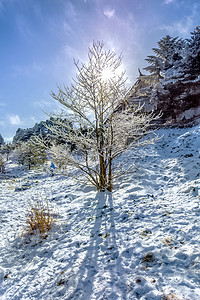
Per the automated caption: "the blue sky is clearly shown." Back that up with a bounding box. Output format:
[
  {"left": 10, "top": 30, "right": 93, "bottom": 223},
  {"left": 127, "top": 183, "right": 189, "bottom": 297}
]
[{"left": 0, "top": 0, "right": 199, "bottom": 141}]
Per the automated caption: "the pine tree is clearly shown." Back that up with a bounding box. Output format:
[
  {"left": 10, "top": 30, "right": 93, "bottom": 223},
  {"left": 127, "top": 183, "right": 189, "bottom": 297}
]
[
  {"left": 144, "top": 35, "right": 184, "bottom": 75},
  {"left": 0, "top": 134, "right": 4, "bottom": 145},
  {"left": 187, "top": 26, "right": 200, "bottom": 76}
]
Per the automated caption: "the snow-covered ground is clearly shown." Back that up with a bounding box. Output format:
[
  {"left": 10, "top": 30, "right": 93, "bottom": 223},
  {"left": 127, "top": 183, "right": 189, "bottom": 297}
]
[{"left": 0, "top": 125, "right": 200, "bottom": 300}]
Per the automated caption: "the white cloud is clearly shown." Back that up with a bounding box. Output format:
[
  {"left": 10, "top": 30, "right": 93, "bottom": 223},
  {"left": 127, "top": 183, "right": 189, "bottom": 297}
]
[
  {"left": 8, "top": 114, "right": 21, "bottom": 125},
  {"left": 104, "top": 9, "right": 115, "bottom": 19}
]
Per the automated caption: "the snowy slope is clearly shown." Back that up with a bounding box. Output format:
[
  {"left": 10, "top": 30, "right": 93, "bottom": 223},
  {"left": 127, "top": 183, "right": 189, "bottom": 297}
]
[{"left": 0, "top": 125, "right": 200, "bottom": 300}]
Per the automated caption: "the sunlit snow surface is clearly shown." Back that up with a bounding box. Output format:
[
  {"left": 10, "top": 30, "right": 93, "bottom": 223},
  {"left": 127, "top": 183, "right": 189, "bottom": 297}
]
[{"left": 0, "top": 125, "right": 200, "bottom": 299}]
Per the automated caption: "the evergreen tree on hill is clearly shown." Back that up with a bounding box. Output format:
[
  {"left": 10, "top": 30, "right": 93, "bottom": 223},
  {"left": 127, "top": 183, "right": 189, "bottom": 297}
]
[
  {"left": 130, "top": 26, "right": 200, "bottom": 126},
  {"left": 144, "top": 35, "right": 185, "bottom": 76},
  {"left": 0, "top": 134, "right": 4, "bottom": 145},
  {"left": 187, "top": 26, "right": 200, "bottom": 76}
]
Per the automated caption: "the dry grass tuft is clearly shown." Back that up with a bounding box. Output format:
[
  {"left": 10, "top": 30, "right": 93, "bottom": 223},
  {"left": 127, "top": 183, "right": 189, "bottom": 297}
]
[
  {"left": 162, "top": 292, "right": 181, "bottom": 300},
  {"left": 24, "top": 197, "right": 57, "bottom": 237},
  {"left": 142, "top": 252, "right": 154, "bottom": 263}
]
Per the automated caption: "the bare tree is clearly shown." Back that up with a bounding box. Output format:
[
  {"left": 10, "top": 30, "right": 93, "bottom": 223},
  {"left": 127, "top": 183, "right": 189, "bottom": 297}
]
[{"left": 48, "top": 41, "right": 157, "bottom": 191}]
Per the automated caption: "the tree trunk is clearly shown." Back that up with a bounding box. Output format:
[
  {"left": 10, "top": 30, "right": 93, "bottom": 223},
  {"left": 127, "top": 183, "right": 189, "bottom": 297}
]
[
  {"left": 99, "top": 154, "right": 106, "bottom": 191},
  {"left": 107, "top": 150, "right": 112, "bottom": 192},
  {"left": 99, "top": 124, "right": 106, "bottom": 191}
]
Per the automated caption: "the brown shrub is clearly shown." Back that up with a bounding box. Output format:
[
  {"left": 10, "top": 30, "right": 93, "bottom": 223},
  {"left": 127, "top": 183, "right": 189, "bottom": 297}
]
[{"left": 24, "top": 198, "right": 56, "bottom": 237}]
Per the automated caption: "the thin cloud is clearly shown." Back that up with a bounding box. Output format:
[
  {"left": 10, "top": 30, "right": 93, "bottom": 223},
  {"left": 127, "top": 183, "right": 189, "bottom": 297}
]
[
  {"left": 63, "top": 21, "right": 73, "bottom": 35},
  {"left": 11, "top": 62, "right": 44, "bottom": 77},
  {"left": 0, "top": 120, "right": 5, "bottom": 126},
  {"left": 161, "top": 16, "right": 193, "bottom": 35},
  {"left": 164, "top": 0, "right": 176, "bottom": 4},
  {"left": 64, "top": 44, "right": 80, "bottom": 60},
  {"left": 33, "top": 99, "right": 54, "bottom": 109},
  {"left": 0, "top": 0, "right": 3, "bottom": 13},
  {"left": 104, "top": 9, "right": 115, "bottom": 19},
  {"left": 15, "top": 15, "right": 34, "bottom": 41},
  {"left": 8, "top": 114, "right": 21, "bottom": 125},
  {"left": 0, "top": 0, "right": 7, "bottom": 15},
  {"left": 162, "top": 1, "right": 199, "bottom": 35},
  {"left": 64, "top": 1, "right": 77, "bottom": 20}
]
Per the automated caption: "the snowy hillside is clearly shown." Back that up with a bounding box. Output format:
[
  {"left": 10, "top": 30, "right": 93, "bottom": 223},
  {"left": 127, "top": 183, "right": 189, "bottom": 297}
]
[{"left": 0, "top": 125, "right": 200, "bottom": 299}]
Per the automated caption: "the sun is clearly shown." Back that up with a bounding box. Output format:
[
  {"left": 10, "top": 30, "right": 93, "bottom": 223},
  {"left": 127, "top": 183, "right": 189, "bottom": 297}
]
[{"left": 101, "top": 67, "right": 114, "bottom": 81}]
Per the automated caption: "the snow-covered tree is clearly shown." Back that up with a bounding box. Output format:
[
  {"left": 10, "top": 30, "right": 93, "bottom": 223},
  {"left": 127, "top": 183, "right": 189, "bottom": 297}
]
[
  {"left": 14, "top": 139, "right": 47, "bottom": 169},
  {"left": 0, "top": 134, "right": 4, "bottom": 145},
  {"left": 144, "top": 35, "right": 184, "bottom": 75},
  {"left": 0, "top": 154, "right": 5, "bottom": 173},
  {"left": 46, "top": 41, "right": 157, "bottom": 191},
  {"left": 133, "top": 26, "right": 200, "bottom": 126},
  {"left": 49, "top": 144, "right": 69, "bottom": 170},
  {"left": 187, "top": 26, "right": 200, "bottom": 76},
  {"left": 0, "top": 143, "right": 13, "bottom": 161}
]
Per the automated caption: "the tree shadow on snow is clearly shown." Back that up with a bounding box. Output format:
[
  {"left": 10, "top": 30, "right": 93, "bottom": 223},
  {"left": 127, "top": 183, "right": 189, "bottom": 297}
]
[{"left": 64, "top": 191, "right": 127, "bottom": 300}]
